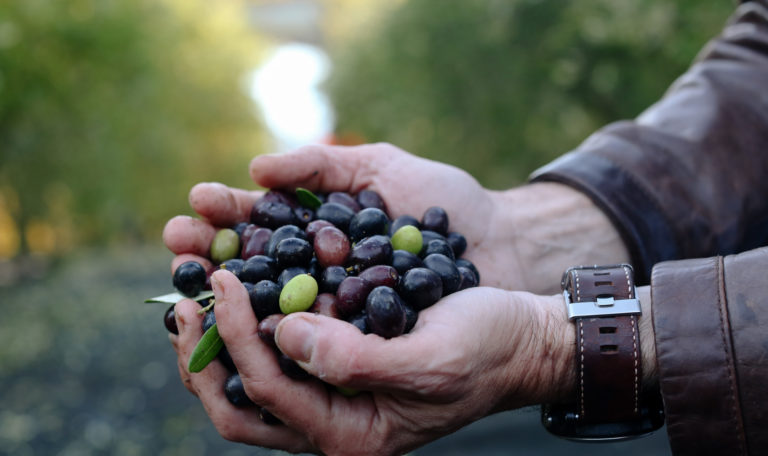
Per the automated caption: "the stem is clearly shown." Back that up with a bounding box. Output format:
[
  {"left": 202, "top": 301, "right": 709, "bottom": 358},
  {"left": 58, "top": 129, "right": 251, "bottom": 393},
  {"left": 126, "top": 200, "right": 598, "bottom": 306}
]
[{"left": 197, "top": 299, "right": 215, "bottom": 315}]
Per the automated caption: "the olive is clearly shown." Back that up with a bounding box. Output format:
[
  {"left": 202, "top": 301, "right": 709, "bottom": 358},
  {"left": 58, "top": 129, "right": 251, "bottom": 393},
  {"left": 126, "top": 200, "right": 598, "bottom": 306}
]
[
  {"left": 327, "top": 192, "right": 361, "bottom": 212},
  {"left": 356, "top": 189, "right": 387, "bottom": 212},
  {"left": 277, "top": 352, "right": 311, "bottom": 380},
  {"left": 163, "top": 305, "right": 178, "bottom": 334},
  {"left": 455, "top": 258, "right": 480, "bottom": 284},
  {"left": 391, "top": 249, "right": 425, "bottom": 276},
  {"left": 219, "top": 258, "right": 245, "bottom": 280},
  {"left": 423, "top": 253, "right": 461, "bottom": 296},
  {"left": 391, "top": 225, "right": 423, "bottom": 255},
  {"left": 422, "top": 239, "right": 455, "bottom": 260},
  {"left": 365, "top": 286, "right": 406, "bottom": 339},
  {"left": 257, "top": 314, "right": 285, "bottom": 350},
  {"left": 348, "top": 207, "right": 390, "bottom": 243},
  {"left": 457, "top": 266, "right": 479, "bottom": 290},
  {"left": 399, "top": 267, "right": 443, "bottom": 310},
  {"left": 446, "top": 231, "right": 467, "bottom": 258},
  {"left": 250, "top": 200, "right": 298, "bottom": 229},
  {"left": 224, "top": 373, "right": 255, "bottom": 407},
  {"left": 348, "top": 235, "right": 393, "bottom": 272},
  {"left": 210, "top": 228, "right": 241, "bottom": 264},
  {"left": 248, "top": 280, "right": 281, "bottom": 320},
  {"left": 421, "top": 206, "right": 449, "bottom": 235},
  {"left": 265, "top": 224, "right": 306, "bottom": 258},
  {"left": 315, "top": 202, "right": 355, "bottom": 232},
  {"left": 388, "top": 214, "right": 419, "bottom": 237},
  {"left": 279, "top": 274, "right": 318, "bottom": 314},
  {"left": 173, "top": 261, "right": 206, "bottom": 297},
  {"left": 240, "top": 255, "right": 278, "bottom": 283}
]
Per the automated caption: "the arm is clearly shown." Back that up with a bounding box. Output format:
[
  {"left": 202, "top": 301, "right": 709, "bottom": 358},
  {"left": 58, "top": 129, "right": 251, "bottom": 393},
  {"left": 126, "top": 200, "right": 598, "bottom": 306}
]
[{"left": 532, "top": 0, "right": 768, "bottom": 284}]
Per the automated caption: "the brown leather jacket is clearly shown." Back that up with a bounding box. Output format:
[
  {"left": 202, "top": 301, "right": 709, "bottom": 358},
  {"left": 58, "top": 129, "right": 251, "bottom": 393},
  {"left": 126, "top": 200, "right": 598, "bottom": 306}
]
[{"left": 532, "top": 1, "right": 768, "bottom": 454}]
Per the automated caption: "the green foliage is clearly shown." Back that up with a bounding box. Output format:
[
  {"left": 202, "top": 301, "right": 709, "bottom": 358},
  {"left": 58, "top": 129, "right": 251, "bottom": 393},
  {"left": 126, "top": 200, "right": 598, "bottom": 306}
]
[
  {"left": 327, "top": 0, "right": 735, "bottom": 188},
  {"left": 0, "top": 0, "right": 266, "bottom": 253}
]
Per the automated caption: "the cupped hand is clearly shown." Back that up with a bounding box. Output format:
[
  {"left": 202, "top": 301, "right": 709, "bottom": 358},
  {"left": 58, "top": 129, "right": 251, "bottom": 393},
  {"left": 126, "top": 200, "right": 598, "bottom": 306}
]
[
  {"left": 164, "top": 143, "right": 522, "bottom": 288},
  {"left": 170, "top": 269, "right": 574, "bottom": 456}
]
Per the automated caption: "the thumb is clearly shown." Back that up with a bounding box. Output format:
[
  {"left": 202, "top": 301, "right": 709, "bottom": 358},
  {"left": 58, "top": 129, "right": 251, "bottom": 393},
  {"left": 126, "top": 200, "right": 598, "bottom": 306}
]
[{"left": 275, "top": 313, "right": 430, "bottom": 393}]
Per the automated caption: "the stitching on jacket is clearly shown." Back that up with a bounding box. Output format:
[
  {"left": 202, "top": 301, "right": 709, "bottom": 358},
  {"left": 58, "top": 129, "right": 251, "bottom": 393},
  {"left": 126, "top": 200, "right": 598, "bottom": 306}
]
[{"left": 715, "top": 256, "right": 746, "bottom": 455}]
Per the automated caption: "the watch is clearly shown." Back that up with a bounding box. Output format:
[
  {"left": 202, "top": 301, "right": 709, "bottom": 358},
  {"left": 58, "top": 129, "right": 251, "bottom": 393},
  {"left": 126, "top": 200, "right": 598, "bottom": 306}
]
[{"left": 541, "top": 264, "right": 664, "bottom": 441}]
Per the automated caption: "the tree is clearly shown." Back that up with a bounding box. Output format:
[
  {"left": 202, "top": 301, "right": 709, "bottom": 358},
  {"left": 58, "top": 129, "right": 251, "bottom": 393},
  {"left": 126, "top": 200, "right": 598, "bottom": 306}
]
[
  {"left": 0, "top": 0, "right": 268, "bottom": 255},
  {"left": 326, "top": 0, "right": 734, "bottom": 188}
]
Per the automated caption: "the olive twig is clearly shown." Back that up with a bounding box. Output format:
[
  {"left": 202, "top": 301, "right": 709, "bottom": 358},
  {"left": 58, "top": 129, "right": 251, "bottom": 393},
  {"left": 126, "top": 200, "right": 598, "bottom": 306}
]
[{"left": 197, "top": 299, "right": 215, "bottom": 315}]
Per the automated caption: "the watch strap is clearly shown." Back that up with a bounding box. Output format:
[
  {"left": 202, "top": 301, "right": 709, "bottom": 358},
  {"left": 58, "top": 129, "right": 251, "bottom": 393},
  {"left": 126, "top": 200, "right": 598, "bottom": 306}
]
[{"left": 563, "top": 265, "right": 640, "bottom": 423}]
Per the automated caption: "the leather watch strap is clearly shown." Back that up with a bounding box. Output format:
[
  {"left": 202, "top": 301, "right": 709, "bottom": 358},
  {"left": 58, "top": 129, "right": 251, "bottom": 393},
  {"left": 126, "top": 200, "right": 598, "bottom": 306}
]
[{"left": 563, "top": 265, "right": 641, "bottom": 424}]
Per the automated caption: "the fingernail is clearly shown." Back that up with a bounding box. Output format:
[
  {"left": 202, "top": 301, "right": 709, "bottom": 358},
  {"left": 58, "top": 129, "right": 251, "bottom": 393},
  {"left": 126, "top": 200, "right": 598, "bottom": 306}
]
[
  {"left": 276, "top": 316, "right": 315, "bottom": 364},
  {"left": 211, "top": 271, "right": 224, "bottom": 296}
]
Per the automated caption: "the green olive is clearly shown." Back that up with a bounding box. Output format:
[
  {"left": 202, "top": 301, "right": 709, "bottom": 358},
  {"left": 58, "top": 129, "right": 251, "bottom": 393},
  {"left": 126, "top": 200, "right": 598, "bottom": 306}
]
[
  {"left": 391, "top": 225, "right": 423, "bottom": 255},
  {"left": 210, "top": 228, "right": 240, "bottom": 263},
  {"left": 279, "top": 274, "right": 318, "bottom": 314}
]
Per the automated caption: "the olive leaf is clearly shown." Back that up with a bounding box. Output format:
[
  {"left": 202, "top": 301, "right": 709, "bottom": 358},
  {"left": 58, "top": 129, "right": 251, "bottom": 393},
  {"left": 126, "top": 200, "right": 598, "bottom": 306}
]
[
  {"left": 144, "top": 290, "right": 214, "bottom": 304},
  {"left": 188, "top": 323, "right": 224, "bottom": 373},
  {"left": 296, "top": 187, "right": 322, "bottom": 210}
]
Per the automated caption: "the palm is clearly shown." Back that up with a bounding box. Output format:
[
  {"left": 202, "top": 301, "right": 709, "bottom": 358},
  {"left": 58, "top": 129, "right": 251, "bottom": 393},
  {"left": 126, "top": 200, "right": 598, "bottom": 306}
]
[
  {"left": 249, "top": 143, "right": 512, "bottom": 287},
  {"left": 165, "top": 143, "right": 518, "bottom": 288}
]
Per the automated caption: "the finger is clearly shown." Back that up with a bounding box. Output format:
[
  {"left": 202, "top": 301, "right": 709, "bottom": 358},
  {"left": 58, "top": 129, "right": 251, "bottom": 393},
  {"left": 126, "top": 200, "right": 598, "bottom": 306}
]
[
  {"left": 274, "top": 313, "right": 445, "bottom": 395},
  {"left": 188, "top": 182, "right": 263, "bottom": 227},
  {"left": 249, "top": 144, "right": 387, "bottom": 193},
  {"left": 163, "top": 215, "right": 216, "bottom": 256},
  {"left": 169, "top": 333, "right": 196, "bottom": 396},
  {"left": 211, "top": 270, "right": 351, "bottom": 432},
  {"left": 174, "top": 298, "right": 313, "bottom": 452},
  {"left": 171, "top": 254, "right": 213, "bottom": 276}
]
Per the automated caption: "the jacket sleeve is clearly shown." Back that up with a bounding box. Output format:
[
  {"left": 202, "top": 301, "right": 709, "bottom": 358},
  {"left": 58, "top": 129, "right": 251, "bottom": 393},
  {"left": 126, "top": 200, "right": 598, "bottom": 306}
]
[
  {"left": 651, "top": 247, "right": 768, "bottom": 455},
  {"left": 530, "top": 0, "right": 768, "bottom": 285}
]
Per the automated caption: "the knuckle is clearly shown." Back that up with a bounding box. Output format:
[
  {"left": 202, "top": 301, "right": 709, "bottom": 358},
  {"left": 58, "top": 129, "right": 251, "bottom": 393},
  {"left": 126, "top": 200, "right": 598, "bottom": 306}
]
[{"left": 373, "top": 142, "right": 403, "bottom": 155}]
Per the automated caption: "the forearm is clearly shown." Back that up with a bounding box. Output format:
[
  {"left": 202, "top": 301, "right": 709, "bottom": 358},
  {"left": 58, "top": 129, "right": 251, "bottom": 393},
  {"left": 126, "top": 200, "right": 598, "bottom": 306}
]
[
  {"left": 485, "top": 182, "right": 630, "bottom": 294},
  {"left": 531, "top": 1, "right": 768, "bottom": 281}
]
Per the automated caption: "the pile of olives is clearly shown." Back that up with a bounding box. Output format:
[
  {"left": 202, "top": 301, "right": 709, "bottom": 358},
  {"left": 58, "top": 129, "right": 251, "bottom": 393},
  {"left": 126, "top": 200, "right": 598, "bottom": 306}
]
[{"left": 159, "top": 188, "right": 479, "bottom": 422}]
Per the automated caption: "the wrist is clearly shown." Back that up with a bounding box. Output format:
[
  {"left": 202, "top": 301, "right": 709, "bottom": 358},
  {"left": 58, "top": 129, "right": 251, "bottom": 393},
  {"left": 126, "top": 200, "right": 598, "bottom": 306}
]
[
  {"left": 635, "top": 285, "right": 658, "bottom": 390},
  {"left": 540, "top": 266, "right": 664, "bottom": 440},
  {"left": 487, "top": 182, "right": 630, "bottom": 294},
  {"left": 540, "top": 285, "right": 658, "bottom": 404}
]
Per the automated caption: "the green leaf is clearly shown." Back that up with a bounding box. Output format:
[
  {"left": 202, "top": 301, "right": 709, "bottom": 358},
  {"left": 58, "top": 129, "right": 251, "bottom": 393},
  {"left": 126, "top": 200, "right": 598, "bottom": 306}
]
[
  {"left": 296, "top": 187, "right": 323, "bottom": 210},
  {"left": 144, "top": 290, "right": 214, "bottom": 304},
  {"left": 188, "top": 323, "right": 224, "bottom": 373}
]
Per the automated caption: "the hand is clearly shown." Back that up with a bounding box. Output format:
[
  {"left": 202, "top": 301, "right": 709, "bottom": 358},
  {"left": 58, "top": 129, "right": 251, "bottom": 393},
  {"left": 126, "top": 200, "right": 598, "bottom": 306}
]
[
  {"left": 170, "top": 269, "right": 576, "bottom": 456},
  {"left": 164, "top": 143, "right": 629, "bottom": 294}
]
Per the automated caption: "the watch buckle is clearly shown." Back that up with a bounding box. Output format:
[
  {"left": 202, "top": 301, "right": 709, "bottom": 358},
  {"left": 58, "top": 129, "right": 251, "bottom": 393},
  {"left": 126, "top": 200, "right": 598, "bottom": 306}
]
[{"left": 564, "top": 289, "right": 642, "bottom": 320}]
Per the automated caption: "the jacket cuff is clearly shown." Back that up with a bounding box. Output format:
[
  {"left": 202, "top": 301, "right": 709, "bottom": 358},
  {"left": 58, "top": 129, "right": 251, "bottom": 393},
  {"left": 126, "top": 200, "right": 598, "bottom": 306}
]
[
  {"left": 651, "top": 255, "right": 750, "bottom": 455},
  {"left": 531, "top": 152, "right": 678, "bottom": 285}
]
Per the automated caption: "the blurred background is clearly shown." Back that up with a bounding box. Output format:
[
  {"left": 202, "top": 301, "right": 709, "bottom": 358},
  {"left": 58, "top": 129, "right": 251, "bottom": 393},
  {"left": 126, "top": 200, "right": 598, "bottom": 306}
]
[{"left": 0, "top": 0, "right": 734, "bottom": 454}]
